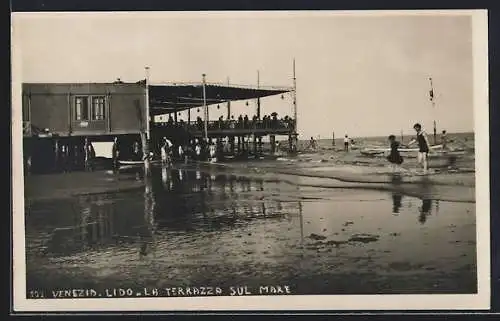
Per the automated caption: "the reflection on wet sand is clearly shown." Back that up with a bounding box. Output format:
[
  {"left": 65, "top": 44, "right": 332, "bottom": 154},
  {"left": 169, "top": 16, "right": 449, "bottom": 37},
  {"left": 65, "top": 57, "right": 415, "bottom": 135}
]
[
  {"left": 44, "top": 194, "right": 115, "bottom": 254},
  {"left": 419, "top": 199, "right": 433, "bottom": 224},
  {"left": 392, "top": 193, "right": 403, "bottom": 214},
  {"left": 41, "top": 166, "right": 444, "bottom": 255},
  {"left": 25, "top": 164, "right": 477, "bottom": 294},
  {"left": 391, "top": 192, "right": 434, "bottom": 225},
  {"left": 140, "top": 175, "right": 156, "bottom": 257},
  {"left": 40, "top": 166, "right": 288, "bottom": 255}
]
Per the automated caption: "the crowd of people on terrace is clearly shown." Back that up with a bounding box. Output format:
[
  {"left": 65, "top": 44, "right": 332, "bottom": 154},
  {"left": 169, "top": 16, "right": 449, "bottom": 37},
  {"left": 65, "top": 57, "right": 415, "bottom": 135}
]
[{"left": 157, "top": 112, "right": 295, "bottom": 132}]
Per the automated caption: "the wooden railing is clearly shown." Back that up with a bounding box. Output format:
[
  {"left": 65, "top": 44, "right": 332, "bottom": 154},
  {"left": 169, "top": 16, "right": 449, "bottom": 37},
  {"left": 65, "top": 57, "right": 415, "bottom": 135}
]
[{"left": 153, "top": 119, "right": 295, "bottom": 136}]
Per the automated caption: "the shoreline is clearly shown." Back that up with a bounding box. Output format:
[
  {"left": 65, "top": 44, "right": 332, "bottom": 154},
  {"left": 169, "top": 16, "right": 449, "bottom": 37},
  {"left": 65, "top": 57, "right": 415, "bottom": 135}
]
[
  {"left": 23, "top": 159, "right": 476, "bottom": 203},
  {"left": 195, "top": 162, "right": 476, "bottom": 203}
]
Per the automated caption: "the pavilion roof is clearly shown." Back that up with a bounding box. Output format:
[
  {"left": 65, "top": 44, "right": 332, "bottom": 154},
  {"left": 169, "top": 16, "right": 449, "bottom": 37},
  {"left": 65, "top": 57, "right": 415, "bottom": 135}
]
[{"left": 144, "top": 81, "right": 293, "bottom": 115}]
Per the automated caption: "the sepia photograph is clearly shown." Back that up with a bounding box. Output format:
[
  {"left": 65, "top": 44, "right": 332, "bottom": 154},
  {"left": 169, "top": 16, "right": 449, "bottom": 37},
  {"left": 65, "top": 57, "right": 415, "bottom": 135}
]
[{"left": 11, "top": 10, "right": 490, "bottom": 311}]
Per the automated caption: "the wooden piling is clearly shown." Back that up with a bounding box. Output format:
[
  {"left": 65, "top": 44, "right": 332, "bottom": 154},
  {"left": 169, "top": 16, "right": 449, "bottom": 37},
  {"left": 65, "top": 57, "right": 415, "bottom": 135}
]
[{"left": 140, "top": 132, "right": 151, "bottom": 176}]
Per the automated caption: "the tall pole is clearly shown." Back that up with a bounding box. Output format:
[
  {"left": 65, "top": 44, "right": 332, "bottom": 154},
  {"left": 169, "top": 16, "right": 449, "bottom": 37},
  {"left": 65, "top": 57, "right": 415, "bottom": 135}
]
[
  {"left": 202, "top": 73, "right": 208, "bottom": 141},
  {"left": 227, "top": 77, "right": 231, "bottom": 119},
  {"left": 143, "top": 66, "right": 151, "bottom": 175},
  {"left": 257, "top": 70, "right": 261, "bottom": 119},
  {"left": 145, "top": 66, "right": 151, "bottom": 139},
  {"left": 429, "top": 77, "right": 437, "bottom": 145},
  {"left": 293, "top": 58, "right": 297, "bottom": 134}
]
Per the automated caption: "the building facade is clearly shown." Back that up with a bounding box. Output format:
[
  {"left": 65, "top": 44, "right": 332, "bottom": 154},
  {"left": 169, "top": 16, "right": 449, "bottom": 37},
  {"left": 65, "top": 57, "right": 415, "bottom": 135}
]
[{"left": 22, "top": 82, "right": 147, "bottom": 138}]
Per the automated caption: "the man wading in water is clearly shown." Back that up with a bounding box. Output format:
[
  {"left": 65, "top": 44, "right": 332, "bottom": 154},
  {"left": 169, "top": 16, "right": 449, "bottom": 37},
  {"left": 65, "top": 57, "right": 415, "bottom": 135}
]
[
  {"left": 161, "top": 137, "right": 173, "bottom": 167},
  {"left": 408, "top": 123, "right": 430, "bottom": 174},
  {"left": 441, "top": 130, "right": 448, "bottom": 151},
  {"left": 84, "top": 137, "right": 95, "bottom": 172},
  {"left": 344, "top": 134, "right": 350, "bottom": 152},
  {"left": 112, "top": 137, "right": 120, "bottom": 172}
]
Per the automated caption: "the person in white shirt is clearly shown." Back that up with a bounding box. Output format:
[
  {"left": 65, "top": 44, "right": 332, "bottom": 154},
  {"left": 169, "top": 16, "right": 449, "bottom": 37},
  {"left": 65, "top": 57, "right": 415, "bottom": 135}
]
[
  {"left": 195, "top": 143, "right": 201, "bottom": 160},
  {"left": 343, "top": 135, "right": 349, "bottom": 152},
  {"left": 209, "top": 143, "right": 217, "bottom": 162},
  {"left": 161, "top": 137, "right": 173, "bottom": 166},
  {"left": 178, "top": 145, "right": 184, "bottom": 160}
]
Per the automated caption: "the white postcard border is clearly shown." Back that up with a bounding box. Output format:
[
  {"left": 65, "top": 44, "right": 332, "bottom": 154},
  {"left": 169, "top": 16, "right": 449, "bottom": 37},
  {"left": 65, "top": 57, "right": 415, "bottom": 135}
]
[{"left": 11, "top": 9, "right": 490, "bottom": 312}]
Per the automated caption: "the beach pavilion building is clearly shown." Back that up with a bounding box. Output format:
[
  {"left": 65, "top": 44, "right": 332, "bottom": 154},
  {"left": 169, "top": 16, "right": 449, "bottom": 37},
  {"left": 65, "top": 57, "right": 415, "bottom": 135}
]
[{"left": 21, "top": 73, "right": 298, "bottom": 173}]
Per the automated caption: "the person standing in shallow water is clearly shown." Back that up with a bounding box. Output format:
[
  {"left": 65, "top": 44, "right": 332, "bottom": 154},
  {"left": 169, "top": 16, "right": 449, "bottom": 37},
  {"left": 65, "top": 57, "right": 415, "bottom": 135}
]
[
  {"left": 112, "top": 137, "right": 120, "bottom": 171},
  {"left": 387, "top": 135, "right": 403, "bottom": 172},
  {"left": 83, "top": 137, "right": 95, "bottom": 172},
  {"left": 54, "top": 139, "right": 60, "bottom": 172},
  {"left": 132, "top": 141, "right": 141, "bottom": 161},
  {"left": 308, "top": 136, "right": 317, "bottom": 150},
  {"left": 343, "top": 135, "right": 349, "bottom": 152},
  {"left": 160, "top": 137, "right": 173, "bottom": 167},
  {"left": 441, "top": 130, "right": 448, "bottom": 151},
  {"left": 408, "top": 123, "right": 430, "bottom": 174}
]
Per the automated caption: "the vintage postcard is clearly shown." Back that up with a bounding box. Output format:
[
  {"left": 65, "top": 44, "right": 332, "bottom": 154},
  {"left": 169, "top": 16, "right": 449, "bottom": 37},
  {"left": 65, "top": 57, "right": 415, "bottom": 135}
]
[{"left": 11, "top": 10, "right": 490, "bottom": 312}]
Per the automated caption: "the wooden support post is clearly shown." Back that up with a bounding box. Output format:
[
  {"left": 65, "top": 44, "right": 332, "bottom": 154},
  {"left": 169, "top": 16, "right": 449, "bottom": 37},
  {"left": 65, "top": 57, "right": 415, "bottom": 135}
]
[
  {"left": 253, "top": 134, "right": 257, "bottom": 155},
  {"left": 67, "top": 92, "right": 72, "bottom": 135},
  {"left": 106, "top": 92, "right": 111, "bottom": 133},
  {"left": 141, "top": 131, "right": 150, "bottom": 175},
  {"left": 270, "top": 135, "right": 276, "bottom": 154}
]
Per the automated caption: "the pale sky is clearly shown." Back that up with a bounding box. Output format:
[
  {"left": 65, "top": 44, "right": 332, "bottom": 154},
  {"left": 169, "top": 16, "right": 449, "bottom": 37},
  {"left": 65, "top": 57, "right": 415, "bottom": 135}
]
[{"left": 12, "top": 11, "right": 477, "bottom": 138}]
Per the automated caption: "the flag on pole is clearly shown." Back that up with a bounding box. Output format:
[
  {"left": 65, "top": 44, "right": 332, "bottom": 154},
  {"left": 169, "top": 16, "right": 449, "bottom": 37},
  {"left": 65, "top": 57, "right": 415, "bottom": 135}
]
[{"left": 428, "top": 77, "right": 434, "bottom": 102}]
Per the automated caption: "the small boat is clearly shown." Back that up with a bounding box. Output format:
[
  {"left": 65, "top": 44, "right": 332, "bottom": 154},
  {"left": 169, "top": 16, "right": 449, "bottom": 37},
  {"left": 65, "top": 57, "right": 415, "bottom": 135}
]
[
  {"left": 119, "top": 159, "right": 163, "bottom": 167},
  {"left": 427, "top": 150, "right": 467, "bottom": 157},
  {"left": 361, "top": 144, "right": 443, "bottom": 155},
  {"left": 360, "top": 150, "right": 385, "bottom": 157}
]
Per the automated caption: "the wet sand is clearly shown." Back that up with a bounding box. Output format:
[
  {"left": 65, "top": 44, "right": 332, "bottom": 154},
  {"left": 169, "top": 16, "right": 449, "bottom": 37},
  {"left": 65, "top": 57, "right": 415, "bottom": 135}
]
[
  {"left": 23, "top": 162, "right": 477, "bottom": 296},
  {"left": 25, "top": 170, "right": 145, "bottom": 202}
]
